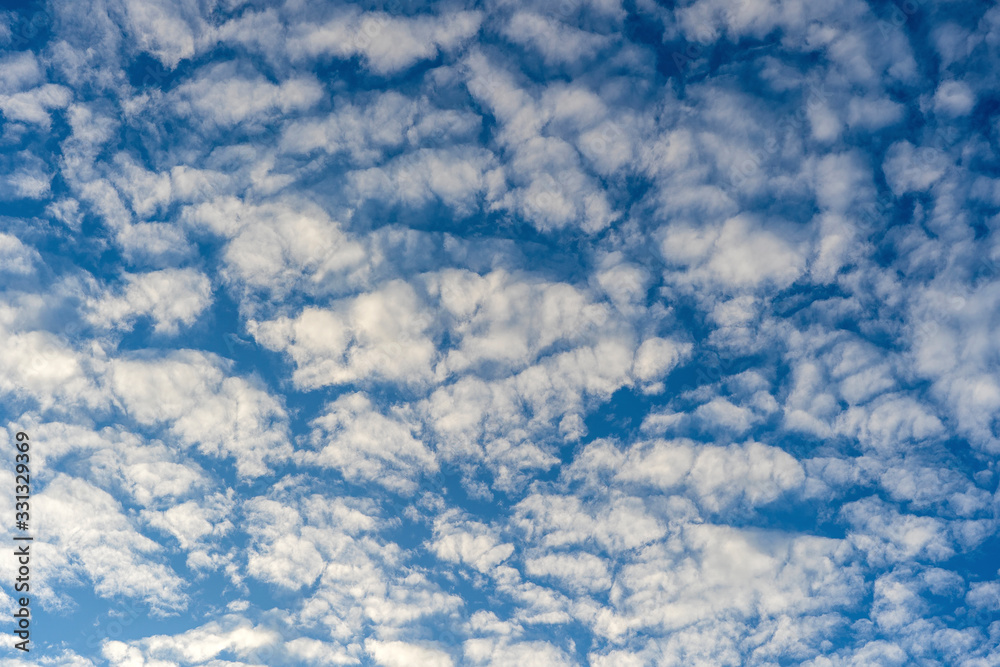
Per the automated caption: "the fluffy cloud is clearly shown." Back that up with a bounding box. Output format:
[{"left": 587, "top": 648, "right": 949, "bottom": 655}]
[
  {"left": 249, "top": 280, "right": 438, "bottom": 388},
  {"left": 0, "top": 52, "right": 71, "bottom": 128},
  {"left": 430, "top": 511, "right": 514, "bottom": 573},
  {"left": 366, "top": 639, "right": 454, "bottom": 667},
  {"left": 291, "top": 9, "right": 482, "bottom": 74},
  {"left": 604, "top": 524, "right": 861, "bottom": 638},
  {"left": 0, "top": 232, "right": 39, "bottom": 274},
  {"left": 462, "top": 51, "right": 619, "bottom": 233},
  {"left": 659, "top": 214, "right": 807, "bottom": 292},
  {"left": 464, "top": 638, "right": 574, "bottom": 667},
  {"left": 523, "top": 551, "right": 612, "bottom": 593},
  {"left": 0, "top": 328, "right": 107, "bottom": 413},
  {"left": 87, "top": 268, "right": 212, "bottom": 333},
  {"left": 513, "top": 492, "right": 666, "bottom": 553},
  {"left": 502, "top": 12, "right": 612, "bottom": 68},
  {"left": 304, "top": 392, "right": 438, "bottom": 493},
  {"left": 102, "top": 615, "right": 280, "bottom": 665},
  {"left": 616, "top": 439, "right": 806, "bottom": 511},
  {"left": 183, "top": 197, "right": 368, "bottom": 296},
  {"left": 170, "top": 62, "right": 324, "bottom": 129},
  {"left": 109, "top": 350, "right": 291, "bottom": 477},
  {"left": 34, "top": 474, "right": 188, "bottom": 612}
]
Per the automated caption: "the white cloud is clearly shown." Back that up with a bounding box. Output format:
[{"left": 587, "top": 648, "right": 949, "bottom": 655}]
[
  {"left": 279, "top": 90, "right": 481, "bottom": 164},
  {"left": 592, "top": 254, "right": 649, "bottom": 313},
  {"left": 109, "top": 350, "right": 291, "bottom": 477},
  {"left": 524, "top": 551, "right": 611, "bottom": 592},
  {"left": 119, "top": 0, "right": 203, "bottom": 68},
  {"left": 632, "top": 337, "right": 692, "bottom": 393},
  {"left": 835, "top": 394, "right": 945, "bottom": 454},
  {"left": 882, "top": 140, "right": 950, "bottom": 195},
  {"left": 801, "top": 640, "right": 909, "bottom": 666},
  {"left": 3, "top": 151, "right": 52, "bottom": 199},
  {"left": 35, "top": 474, "right": 187, "bottom": 612},
  {"left": 284, "top": 637, "right": 360, "bottom": 665},
  {"left": 966, "top": 581, "right": 1000, "bottom": 611},
  {"left": 102, "top": 615, "right": 280, "bottom": 665},
  {"left": 366, "top": 639, "right": 453, "bottom": 667},
  {"left": 503, "top": 12, "right": 611, "bottom": 67},
  {"left": 466, "top": 610, "right": 521, "bottom": 637},
  {"left": 143, "top": 493, "right": 234, "bottom": 550},
  {"left": 933, "top": 80, "right": 975, "bottom": 117},
  {"left": 183, "top": 197, "right": 368, "bottom": 296},
  {"left": 87, "top": 268, "right": 212, "bottom": 334},
  {"left": 242, "top": 488, "right": 461, "bottom": 640},
  {"left": 614, "top": 439, "right": 805, "bottom": 510},
  {"left": 422, "top": 338, "right": 635, "bottom": 485},
  {"left": 0, "top": 327, "right": 107, "bottom": 413},
  {"left": 171, "top": 62, "right": 324, "bottom": 129},
  {"left": 847, "top": 95, "right": 905, "bottom": 130},
  {"left": 842, "top": 497, "right": 956, "bottom": 565},
  {"left": 304, "top": 392, "right": 437, "bottom": 493},
  {"left": 427, "top": 268, "right": 621, "bottom": 378},
  {"left": 291, "top": 10, "right": 482, "bottom": 74},
  {"left": 6, "top": 421, "right": 212, "bottom": 517},
  {"left": 106, "top": 153, "right": 226, "bottom": 220},
  {"left": 430, "top": 512, "right": 514, "bottom": 573},
  {"left": 0, "top": 83, "right": 71, "bottom": 128},
  {"left": 781, "top": 333, "right": 903, "bottom": 439},
  {"left": 514, "top": 492, "right": 666, "bottom": 553},
  {"left": 0, "top": 232, "right": 39, "bottom": 274},
  {"left": 245, "top": 497, "right": 327, "bottom": 590},
  {"left": 249, "top": 280, "right": 437, "bottom": 389},
  {"left": 463, "top": 52, "right": 618, "bottom": 233},
  {"left": 693, "top": 397, "right": 758, "bottom": 434},
  {"left": 812, "top": 151, "right": 875, "bottom": 214},
  {"left": 660, "top": 215, "right": 807, "bottom": 292},
  {"left": 96, "top": 445, "right": 208, "bottom": 509},
  {"left": 605, "top": 524, "right": 860, "bottom": 638},
  {"left": 0, "top": 51, "right": 43, "bottom": 92},
  {"left": 878, "top": 464, "right": 989, "bottom": 515},
  {"left": 347, "top": 146, "right": 493, "bottom": 215},
  {"left": 463, "top": 638, "right": 574, "bottom": 667},
  {"left": 116, "top": 221, "right": 195, "bottom": 266}
]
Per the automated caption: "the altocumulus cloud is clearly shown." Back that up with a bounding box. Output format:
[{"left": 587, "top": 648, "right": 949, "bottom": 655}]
[{"left": 0, "top": 0, "right": 999, "bottom": 664}]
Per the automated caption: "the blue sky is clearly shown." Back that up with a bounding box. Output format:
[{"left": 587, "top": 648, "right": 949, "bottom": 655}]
[{"left": 1, "top": 0, "right": 999, "bottom": 664}]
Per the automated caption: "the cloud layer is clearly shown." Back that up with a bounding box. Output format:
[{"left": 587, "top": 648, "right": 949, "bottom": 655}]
[{"left": 1, "top": 0, "right": 999, "bottom": 664}]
